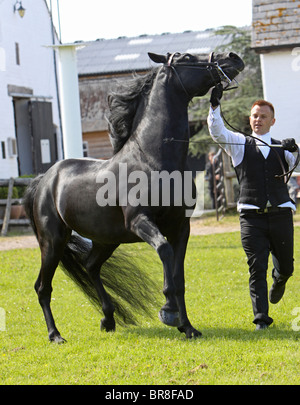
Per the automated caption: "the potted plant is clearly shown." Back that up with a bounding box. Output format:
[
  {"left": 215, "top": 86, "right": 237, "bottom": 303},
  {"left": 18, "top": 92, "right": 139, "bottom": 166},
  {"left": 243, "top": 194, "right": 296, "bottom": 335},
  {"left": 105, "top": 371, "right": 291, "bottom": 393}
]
[{"left": 0, "top": 186, "right": 21, "bottom": 220}]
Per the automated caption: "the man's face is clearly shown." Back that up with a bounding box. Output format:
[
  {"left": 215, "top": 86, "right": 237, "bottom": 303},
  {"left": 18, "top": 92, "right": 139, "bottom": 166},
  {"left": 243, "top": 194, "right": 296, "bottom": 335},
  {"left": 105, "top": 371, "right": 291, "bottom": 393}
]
[{"left": 249, "top": 105, "right": 276, "bottom": 135}]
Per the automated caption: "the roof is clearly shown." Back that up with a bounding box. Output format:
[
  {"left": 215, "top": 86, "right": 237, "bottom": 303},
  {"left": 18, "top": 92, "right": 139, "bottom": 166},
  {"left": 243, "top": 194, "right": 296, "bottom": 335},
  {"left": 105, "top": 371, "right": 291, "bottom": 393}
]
[
  {"left": 76, "top": 29, "right": 232, "bottom": 76},
  {"left": 252, "top": 0, "right": 300, "bottom": 50}
]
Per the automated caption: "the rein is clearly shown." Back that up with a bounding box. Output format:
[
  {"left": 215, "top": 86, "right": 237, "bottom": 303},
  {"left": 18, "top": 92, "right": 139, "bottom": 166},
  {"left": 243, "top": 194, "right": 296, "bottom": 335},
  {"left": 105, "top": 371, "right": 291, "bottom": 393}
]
[
  {"left": 164, "top": 52, "right": 300, "bottom": 183},
  {"left": 218, "top": 105, "right": 300, "bottom": 183}
]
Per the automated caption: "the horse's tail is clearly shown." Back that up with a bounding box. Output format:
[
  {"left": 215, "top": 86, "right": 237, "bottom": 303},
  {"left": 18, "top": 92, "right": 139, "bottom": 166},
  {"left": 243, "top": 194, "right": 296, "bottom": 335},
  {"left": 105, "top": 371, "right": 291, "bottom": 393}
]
[
  {"left": 60, "top": 234, "right": 160, "bottom": 326},
  {"left": 22, "top": 174, "right": 44, "bottom": 237}
]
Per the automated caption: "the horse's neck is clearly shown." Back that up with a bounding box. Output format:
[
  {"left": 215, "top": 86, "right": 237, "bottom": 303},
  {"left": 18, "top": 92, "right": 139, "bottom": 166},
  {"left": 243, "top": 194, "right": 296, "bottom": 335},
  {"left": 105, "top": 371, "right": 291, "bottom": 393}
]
[{"left": 133, "top": 71, "right": 190, "bottom": 168}]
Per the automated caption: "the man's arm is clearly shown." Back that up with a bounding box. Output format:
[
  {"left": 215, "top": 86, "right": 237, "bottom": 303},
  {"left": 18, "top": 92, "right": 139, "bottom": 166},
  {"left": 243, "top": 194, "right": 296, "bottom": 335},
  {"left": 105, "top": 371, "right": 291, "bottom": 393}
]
[{"left": 207, "top": 105, "right": 246, "bottom": 167}]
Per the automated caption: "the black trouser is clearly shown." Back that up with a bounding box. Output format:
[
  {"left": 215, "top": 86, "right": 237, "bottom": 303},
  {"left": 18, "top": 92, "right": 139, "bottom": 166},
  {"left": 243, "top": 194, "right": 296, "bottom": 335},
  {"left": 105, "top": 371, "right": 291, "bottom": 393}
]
[{"left": 239, "top": 208, "right": 294, "bottom": 325}]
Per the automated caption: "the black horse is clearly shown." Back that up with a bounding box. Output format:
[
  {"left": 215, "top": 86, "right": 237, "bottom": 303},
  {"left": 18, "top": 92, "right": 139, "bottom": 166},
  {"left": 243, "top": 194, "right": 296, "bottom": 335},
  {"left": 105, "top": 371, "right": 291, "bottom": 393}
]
[{"left": 24, "top": 51, "right": 244, "bottom": 343}]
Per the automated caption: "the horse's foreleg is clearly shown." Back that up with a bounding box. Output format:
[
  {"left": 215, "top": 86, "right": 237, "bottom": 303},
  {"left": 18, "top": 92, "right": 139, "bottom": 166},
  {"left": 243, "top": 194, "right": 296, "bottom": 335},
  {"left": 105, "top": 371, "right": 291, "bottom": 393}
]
[
  {"left": 129, "top": 214, "right": 179, "bottom": 327},
  {"left": 169, "top": 220, "right": 202, "bottom": 338},
  {"left": 85, "top": 243, "right": 119, "bottom": 332}
]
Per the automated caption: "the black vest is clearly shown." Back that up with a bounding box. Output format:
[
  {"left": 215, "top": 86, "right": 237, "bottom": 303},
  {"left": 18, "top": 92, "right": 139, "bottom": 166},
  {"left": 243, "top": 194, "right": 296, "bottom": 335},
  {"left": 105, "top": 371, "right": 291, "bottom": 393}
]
[{"left": 234, "top": 137, "right": 291, "bottom": 208}]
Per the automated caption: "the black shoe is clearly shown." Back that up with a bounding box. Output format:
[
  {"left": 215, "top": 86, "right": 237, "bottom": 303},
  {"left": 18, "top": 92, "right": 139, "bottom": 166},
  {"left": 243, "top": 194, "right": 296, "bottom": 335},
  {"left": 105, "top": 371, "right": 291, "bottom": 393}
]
[
  {"left": 269, "top": 281, "right": 286, "bottom": 304},
  {"left": 269, "top": 269, "right": 291, "bottom": 304},
  {"left": 255, "top": 322, "right": 269, "bottom": 331}
]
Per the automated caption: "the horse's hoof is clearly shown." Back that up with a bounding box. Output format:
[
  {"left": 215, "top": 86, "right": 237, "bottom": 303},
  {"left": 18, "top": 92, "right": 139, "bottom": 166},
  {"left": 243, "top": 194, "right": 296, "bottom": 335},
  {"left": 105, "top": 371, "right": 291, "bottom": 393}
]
[
  {"left": 158, "top": 309, "right": 180, "bottom": 327},
  {"left": 49, "top": 335, "right": 66, "bottom": 344},
  {"left": 100, "top": 318, "right": 116, "bottom": 332},
  {"left": 178, "top": 325, "right": 202, "bottom": 339}
]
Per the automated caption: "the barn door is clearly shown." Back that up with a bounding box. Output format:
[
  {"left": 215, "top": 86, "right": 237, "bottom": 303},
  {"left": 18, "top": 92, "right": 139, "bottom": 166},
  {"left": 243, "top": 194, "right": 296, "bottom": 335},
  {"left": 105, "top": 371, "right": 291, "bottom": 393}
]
[
  {"left": 13, "top": 98, "right": 34, "bottom": 176},
  {"left": 29, "top": 101, "right": 58, "bottom": 173}
]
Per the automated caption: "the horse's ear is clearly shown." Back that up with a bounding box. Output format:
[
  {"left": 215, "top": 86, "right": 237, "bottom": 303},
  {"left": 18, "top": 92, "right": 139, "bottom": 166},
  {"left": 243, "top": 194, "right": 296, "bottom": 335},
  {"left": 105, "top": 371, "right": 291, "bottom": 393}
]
[{"left": 148, "top": 52, "right": 167, "bottom": 64}]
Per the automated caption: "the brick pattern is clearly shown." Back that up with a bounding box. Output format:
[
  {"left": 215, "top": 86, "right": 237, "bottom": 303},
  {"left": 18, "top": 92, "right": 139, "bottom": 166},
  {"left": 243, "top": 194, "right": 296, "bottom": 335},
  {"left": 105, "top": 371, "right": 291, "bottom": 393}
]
[{"left": 252, "top": 0, "right": 300, "bottom": 49}]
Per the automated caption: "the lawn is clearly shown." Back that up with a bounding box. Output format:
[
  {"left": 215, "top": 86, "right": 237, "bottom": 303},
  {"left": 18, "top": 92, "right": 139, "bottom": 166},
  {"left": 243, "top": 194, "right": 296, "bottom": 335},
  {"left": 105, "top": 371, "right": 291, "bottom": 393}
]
[{"left": 0, "top": 226, "right": 300, "bottom": 385}]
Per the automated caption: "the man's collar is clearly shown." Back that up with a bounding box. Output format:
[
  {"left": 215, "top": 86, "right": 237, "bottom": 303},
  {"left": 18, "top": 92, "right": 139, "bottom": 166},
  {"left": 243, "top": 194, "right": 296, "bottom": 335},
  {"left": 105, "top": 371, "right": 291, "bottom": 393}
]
[
  {"left": 252, "top": 132, "right": 271, "bottom": 143},
  {"left": 252, "top": 131, "right": 271, "bottom": 138}
]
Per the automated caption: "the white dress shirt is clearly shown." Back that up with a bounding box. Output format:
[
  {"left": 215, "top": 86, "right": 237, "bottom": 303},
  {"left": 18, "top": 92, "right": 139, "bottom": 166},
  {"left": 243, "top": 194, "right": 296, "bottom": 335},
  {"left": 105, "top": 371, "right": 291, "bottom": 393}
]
[{"left": 207, "top": 106, "right": 299, "bottom": 211}]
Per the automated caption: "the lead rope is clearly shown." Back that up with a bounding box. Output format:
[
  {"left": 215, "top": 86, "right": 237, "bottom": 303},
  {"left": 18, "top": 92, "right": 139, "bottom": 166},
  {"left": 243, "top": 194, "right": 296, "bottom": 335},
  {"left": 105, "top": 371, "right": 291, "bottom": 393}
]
[{"left": 218, "top": 103, "right": 296, "bottom": 183}]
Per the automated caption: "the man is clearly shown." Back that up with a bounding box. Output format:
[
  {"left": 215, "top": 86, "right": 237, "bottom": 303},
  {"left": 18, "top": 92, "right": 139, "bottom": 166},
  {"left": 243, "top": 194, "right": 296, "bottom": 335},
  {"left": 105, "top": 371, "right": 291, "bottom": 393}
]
[{"left": 207, "top": 86, "right": 299, "bottom": 330}]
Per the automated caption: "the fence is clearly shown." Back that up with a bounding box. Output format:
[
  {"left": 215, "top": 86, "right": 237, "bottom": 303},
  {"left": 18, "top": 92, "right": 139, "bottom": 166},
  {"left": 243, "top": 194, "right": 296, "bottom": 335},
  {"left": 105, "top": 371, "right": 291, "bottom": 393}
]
[
  {"left": 0, "top": 177, "right": 32, "bottom": 236},
  {"left": 212, "top": 150, "right": 236, "bottom": 220}
]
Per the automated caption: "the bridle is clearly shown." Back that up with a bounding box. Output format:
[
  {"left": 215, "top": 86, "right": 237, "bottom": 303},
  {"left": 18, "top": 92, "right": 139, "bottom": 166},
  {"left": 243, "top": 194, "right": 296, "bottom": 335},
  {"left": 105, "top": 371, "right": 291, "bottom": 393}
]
[
  {"left": 165, "top": 52, "right": 300, "bottom": 183},
  {"left": 165, "top": 51, "right": 239, "bottom": 99}
]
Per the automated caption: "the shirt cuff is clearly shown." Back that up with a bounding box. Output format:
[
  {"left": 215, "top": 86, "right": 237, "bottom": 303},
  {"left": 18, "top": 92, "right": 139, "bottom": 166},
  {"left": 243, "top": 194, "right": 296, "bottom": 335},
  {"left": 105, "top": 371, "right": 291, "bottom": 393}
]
[{"left": 209, "top": 105, "right": 221, "bottom": 114}]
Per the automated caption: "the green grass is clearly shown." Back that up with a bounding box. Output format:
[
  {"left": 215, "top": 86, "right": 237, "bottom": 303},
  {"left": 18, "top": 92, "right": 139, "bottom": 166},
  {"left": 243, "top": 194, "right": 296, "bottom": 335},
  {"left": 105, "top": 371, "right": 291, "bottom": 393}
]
[{"left": 0, "top": 229, "right": 300, "bottom": 385}]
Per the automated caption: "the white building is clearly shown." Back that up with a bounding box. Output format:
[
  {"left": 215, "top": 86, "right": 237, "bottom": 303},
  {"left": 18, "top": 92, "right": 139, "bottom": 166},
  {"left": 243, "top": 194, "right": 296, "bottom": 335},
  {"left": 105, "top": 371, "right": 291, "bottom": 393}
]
[
  {"left": 252, "top": 0, "right": 300, "bottom": 143},
  {"left": 0, "top": 0, "right": 63, "bottom": 178}
]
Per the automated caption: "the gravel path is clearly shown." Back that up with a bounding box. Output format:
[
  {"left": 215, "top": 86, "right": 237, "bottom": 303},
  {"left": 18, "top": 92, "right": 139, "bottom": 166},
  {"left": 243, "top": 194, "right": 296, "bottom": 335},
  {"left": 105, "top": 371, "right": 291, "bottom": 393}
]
[
  {"left": 0, "top": 217, "right": 241, "bottom": 251},
  {"left": 0, "top": 234, "right": 38, "bottom": 251},
  {"left": 3, "top": 215, "right": 299, "bottom": 250}
]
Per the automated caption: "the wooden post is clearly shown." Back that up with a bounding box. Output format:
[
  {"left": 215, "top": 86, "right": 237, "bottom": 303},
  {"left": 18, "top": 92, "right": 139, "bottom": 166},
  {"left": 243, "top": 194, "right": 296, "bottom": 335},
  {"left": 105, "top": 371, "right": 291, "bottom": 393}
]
[
  {"left": 222, "top": 152, "right": 236, "bottom": 208},
  {"left": 1, "top": 177, "right": 14, "bottom": 237}
]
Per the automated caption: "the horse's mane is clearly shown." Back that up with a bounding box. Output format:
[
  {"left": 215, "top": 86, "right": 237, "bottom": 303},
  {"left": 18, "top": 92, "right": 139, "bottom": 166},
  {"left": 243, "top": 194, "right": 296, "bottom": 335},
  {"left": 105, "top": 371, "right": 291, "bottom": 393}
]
[{"left": 107, "top": 68, "right": 158, "bottom": 154}]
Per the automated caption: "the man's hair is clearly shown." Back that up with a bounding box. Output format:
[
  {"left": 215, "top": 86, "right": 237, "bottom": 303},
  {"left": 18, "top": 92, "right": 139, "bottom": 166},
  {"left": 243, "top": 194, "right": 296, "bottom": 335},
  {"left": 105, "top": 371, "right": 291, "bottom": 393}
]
[{"left": 251, "top": 100, "right": 275, "bottom": 117}]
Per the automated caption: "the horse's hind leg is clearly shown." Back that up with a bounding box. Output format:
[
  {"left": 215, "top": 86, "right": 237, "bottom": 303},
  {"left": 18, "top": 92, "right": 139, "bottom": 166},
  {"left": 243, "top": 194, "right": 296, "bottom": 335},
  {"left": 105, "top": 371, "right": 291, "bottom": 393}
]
[
  {"left": 35, "top": 229, "right": 70, "bottom": 343},
  {"left": 85, "top": 243, "right": 119, "bottom": 332}
]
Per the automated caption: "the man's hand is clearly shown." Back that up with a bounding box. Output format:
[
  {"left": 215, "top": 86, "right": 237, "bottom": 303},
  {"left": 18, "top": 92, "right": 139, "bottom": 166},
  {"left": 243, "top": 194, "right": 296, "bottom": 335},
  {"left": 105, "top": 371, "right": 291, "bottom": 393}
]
[
  {"left": 210, "top": 84, "right": 223, "bottom": 107},
  {"left": 281, "top": 138, "right": 298, "bottom": 153}
]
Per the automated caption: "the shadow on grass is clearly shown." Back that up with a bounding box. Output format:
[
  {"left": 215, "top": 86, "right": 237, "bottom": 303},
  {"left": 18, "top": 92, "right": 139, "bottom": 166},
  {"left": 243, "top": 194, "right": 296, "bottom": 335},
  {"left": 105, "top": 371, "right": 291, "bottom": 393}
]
[{"left": 120, "top": 324, "right": 300, "bottom": 342}]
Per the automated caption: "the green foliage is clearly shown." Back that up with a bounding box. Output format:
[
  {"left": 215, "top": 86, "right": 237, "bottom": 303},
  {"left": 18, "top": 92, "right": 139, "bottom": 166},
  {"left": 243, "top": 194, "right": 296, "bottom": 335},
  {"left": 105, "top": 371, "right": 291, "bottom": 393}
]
[
  {"left": 188, "top": 26, "right": 264, "bottom": 157},
  {"left": 0, "top": 187, "right": 18, "bottom": 199},
  {"left": 0, "top": 175, "right": 35, "bottom": 199},
  {"left": 1, "top": 224, "right": 300, "bottom": 385}
]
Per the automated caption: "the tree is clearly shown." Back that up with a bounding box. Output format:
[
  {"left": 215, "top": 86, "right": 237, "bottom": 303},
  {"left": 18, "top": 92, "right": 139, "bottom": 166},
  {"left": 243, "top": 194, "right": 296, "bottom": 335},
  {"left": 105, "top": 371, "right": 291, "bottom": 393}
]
[{"left": 188, "top": 26, "right": 263, "bottom": 157}]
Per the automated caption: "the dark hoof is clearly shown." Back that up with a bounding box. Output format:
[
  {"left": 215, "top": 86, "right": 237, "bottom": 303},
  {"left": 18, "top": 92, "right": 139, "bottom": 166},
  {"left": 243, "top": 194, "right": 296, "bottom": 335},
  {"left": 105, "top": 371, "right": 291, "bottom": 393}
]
[
  {"left": 158, "top": 309, "right": 180, "bottom": 327},
  {"left": 178, "top": 325, "right": 202, "bottom": 339},
  {"left": 100, "top": 317, "right": 116, "bottom": 332},
  {"left": 49, "top": 334, "right": 66, "bottom": 344}
]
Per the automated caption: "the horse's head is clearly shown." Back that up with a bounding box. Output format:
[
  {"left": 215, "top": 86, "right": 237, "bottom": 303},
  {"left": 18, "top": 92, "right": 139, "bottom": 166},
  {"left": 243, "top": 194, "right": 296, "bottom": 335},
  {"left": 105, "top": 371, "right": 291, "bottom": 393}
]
[{"left": 148, "top": 51, "right": 244, "bottom": 99}]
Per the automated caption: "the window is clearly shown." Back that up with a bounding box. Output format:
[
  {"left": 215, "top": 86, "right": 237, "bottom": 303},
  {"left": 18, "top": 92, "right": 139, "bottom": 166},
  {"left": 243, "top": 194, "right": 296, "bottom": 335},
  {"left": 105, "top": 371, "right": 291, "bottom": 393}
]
[
  {"left": 7, "top": 138, "right": 17, "bottom": 157},
  {"left": 128, "top": 38, "right": 153, "bottom": 46},
  {"left": 15, "top": 42, "right": 20, "bottom": 65},
  {"left": 114, "top": 53, "right": 140, "bottom": 61},
  {"left": 83, "top": 141, "right": 89, "bottom": 157},
  {"left": 1, "top": 141, "right": 6, "bottom": 159}
]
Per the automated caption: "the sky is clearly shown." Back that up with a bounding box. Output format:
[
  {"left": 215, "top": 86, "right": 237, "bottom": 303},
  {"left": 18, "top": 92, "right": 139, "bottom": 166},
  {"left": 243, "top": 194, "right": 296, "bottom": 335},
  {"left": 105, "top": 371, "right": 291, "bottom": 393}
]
[{"left": 46, "top": 0, "right": 253, "bottom": 43}]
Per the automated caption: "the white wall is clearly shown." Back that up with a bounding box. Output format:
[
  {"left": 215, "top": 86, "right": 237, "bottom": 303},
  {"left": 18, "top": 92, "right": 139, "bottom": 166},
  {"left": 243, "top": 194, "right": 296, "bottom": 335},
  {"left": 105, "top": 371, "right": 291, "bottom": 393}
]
[
  {"left": 260, "top": 49, "right": 300, "bottom": 144},
  {"left": 0, "top": 0, "right": 62, "bottom": 178}
]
